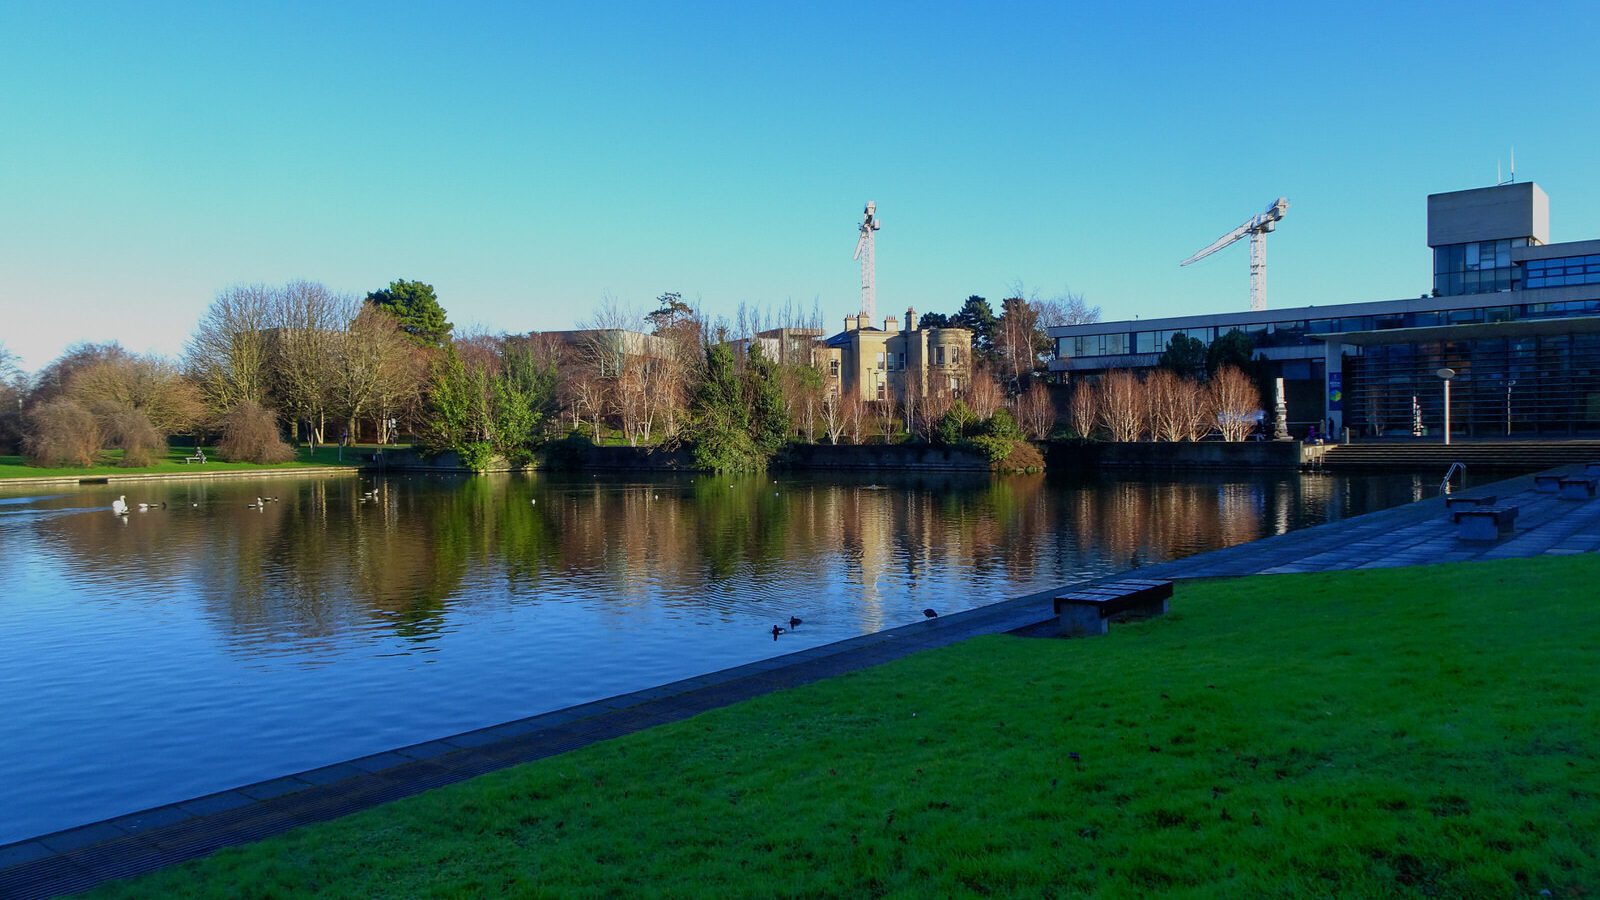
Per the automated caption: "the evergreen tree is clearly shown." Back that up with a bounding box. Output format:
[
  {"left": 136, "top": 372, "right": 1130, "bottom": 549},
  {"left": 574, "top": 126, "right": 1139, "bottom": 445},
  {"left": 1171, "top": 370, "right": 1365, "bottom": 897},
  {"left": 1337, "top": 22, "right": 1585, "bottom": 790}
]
[
  {"left": 366, "top": 279, "right": 453, "bottom": 347},
  {"left": 953, "top": 295, "right": 998, "bottom": 359},
  {"left": 1158, "top": 333, "right": 1207, "bottom": 378}
]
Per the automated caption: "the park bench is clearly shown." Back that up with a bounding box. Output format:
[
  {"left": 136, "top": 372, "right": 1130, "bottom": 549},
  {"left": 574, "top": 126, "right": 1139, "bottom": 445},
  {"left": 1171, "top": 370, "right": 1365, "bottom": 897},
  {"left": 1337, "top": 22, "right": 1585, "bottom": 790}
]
[
  {"left": 1559, "top": 476, "right": 1598, "bottom": 500},
  {"left": 1443, "top": 495, "right": 1497, "bottom": 512},
  {"left": 1053, "top": 579, "right": 1173, "bottom": 637},
  {"left": 1533, "top": 474, "right": 1564, "bottom": 493},
  {"left": 181, "top": 448, "right": 206, "bottom": 465},
  {"left": 1454, "top": 505, "right": 1518, "bottom": 542}
]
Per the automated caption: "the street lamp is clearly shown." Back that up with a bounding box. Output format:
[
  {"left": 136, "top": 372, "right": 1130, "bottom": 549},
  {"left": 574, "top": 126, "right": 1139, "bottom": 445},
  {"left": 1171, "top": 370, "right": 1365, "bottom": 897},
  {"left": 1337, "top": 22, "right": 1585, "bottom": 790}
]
[
  {"left": 1506, "top": 379, "right": 1517, "bottom": 437},
  {"left": 1436, "top": 367, "right": 1456, "bottom": 445}
]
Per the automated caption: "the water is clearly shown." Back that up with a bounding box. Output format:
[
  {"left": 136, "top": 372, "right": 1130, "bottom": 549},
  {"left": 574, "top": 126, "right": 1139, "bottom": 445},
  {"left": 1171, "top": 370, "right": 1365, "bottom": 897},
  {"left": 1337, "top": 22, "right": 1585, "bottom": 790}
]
[{"left": 0, "top": 469, "right": 1433, "bottom": 842}]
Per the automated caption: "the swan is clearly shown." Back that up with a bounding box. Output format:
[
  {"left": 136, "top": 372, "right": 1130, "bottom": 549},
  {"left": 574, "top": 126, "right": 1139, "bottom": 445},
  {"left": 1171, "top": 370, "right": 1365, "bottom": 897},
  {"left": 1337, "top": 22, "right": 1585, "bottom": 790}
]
[
  {"left": 246, "top": 497, "right": 264, "bottom": 509},
  {"left": 111, "top": 496, "right": 129, "bottom": 515}
]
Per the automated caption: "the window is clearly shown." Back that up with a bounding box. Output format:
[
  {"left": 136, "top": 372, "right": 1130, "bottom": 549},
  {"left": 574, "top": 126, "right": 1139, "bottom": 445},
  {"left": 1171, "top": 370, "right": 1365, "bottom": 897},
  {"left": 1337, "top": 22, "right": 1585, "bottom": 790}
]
[
  {"left": 936, "top": 346, "right": 945, "bottom": 366},
  {"left": 898, "top": 352, "right": 905, "bottom": 369},
  {"left": 877, "top": 380, "right": 886, "bottom": 400},
  {"left": 828, "top": 359, "right": 840, "bottom": 378},
  {"left": 1524, "top": 255, "right": 1600, "bottom": 290},
  {"left": 876, "top": 351, "right": 885, "bottom": 370},
  {"left": 952, "top": 348, "right": 961, "bottom": 365},
  {"left": 1433, "top": 238, "right": 1523, "bottom": 296}
]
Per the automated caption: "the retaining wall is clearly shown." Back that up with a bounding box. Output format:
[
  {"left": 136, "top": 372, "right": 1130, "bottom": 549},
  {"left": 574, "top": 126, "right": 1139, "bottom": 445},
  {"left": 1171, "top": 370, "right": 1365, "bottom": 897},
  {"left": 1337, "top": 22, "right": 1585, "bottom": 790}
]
[{"left": 1045, "top": 440, "right": 1307, "bottom": 470}]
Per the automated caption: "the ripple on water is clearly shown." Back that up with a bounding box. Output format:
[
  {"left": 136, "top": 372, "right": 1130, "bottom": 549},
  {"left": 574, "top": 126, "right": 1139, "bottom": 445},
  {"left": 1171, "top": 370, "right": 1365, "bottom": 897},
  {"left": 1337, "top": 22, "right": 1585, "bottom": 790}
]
[{"left": 0, "top": 470, "right": 1429, "bottom": 842}]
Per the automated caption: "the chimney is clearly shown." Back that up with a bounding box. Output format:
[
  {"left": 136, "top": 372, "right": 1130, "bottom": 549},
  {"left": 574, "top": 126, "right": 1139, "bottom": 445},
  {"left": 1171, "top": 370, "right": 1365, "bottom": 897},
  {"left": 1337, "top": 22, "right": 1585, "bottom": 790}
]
[
  {"left": 845, "top": 315, "right": 855, "bottom": 333},
  {"left": 905, "top": 308, "right": 916, "bottom": 332},
  {"left": 883, "top": 315, "right": 898, "bottom": 333},
  {"left": 859, "top": 313, "right": 872, "bottom": 330}
]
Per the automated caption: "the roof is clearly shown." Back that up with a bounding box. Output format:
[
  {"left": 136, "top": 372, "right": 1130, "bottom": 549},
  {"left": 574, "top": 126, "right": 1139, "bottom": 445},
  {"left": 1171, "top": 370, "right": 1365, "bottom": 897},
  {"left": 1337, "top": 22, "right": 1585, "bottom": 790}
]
[{"left": 1311, "top": 315, "right": 1600, "bottom": 347}]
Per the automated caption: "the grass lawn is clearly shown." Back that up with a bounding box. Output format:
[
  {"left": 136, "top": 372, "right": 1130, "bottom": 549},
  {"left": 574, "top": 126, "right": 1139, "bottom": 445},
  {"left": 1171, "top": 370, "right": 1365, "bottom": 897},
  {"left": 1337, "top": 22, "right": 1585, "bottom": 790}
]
[
  {"left": 96, "top": 555, "right": 1599, "bottom": 896},
  {"left": 0, "top": 445, "right": 381, "bottom": 480}
]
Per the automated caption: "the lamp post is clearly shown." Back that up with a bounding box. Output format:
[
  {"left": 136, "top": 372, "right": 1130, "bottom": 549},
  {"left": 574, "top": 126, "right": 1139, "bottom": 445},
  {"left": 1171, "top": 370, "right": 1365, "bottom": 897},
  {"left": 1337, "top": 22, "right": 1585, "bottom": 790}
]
[{"left": 1436, "top": 367, "right": 1456, "bottom": 445}]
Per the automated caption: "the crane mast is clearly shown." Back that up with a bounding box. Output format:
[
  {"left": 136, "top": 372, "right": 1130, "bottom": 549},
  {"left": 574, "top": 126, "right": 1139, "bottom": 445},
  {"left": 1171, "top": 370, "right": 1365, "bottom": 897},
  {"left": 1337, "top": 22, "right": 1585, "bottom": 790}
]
[
  {"left": 1180, "top": 197, "right": 1289, "bottom": 311},
  {"left": 853, "top": 201, "right": 880, "bottom": 321}
]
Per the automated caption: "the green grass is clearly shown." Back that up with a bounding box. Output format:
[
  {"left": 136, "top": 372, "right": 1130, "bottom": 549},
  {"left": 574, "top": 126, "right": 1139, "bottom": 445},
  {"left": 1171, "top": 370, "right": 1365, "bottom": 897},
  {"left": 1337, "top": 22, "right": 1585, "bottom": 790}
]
[
  {"left": 96, "top": 555, "right": 1600, "bottom": 896},
  {"left": 0, "top": 445, "right": 380, "bottom": 480}
]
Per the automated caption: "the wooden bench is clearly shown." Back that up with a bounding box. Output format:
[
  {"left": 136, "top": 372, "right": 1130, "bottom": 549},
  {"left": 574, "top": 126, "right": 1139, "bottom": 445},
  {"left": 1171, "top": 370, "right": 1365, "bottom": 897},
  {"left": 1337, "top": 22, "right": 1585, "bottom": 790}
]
[
  {"left": 1559, "top": 476, "right": 1598, "bottom": 500},
  {"left": 1053, "top": 579, "right": 1173, "bottom": 637},
  {"left": 1454, "top": 505, "right": 1518, "bottom": 542},
  {"left": 180, "top": 449, "right": 207, "bottom": 465},
  {"left": 1443, "top": 495, "right": 1497, "bottom": 512},
  {"left": 1533, "top": 474, "right": 1563, "bottom": 493}
]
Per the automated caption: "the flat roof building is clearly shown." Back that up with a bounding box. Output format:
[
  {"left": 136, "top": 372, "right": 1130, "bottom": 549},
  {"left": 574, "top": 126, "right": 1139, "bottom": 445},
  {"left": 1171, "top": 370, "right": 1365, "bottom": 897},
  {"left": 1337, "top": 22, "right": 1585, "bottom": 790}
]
[{"left": 1048, "top": 182, "right": 1600, "bottom": 438}]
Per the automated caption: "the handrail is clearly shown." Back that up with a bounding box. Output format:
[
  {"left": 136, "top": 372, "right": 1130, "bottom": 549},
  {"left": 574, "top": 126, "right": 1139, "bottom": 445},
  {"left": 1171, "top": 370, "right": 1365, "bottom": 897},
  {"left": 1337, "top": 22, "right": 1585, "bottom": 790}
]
[{"left": 1441, "top": 461, "right": 1466, "bottom": 495}]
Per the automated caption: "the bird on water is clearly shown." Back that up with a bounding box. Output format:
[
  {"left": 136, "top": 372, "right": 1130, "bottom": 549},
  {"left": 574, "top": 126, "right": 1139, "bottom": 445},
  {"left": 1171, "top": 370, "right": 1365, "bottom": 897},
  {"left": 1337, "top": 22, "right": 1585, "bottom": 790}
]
[
  {"left": 789, "top": 616, "right": 803, "bottom": 629},
  {"left": 111, "top": 496, "right": 129, "bottom": 515},
  {"left": 246, "top": 497, "right": 265, "bottom": 509},
  {"left": 923, "top": 608, "right": 938, "bottom": 619},
  {"left": 771, "top": 625, "right": 785, "bottom": 640}
]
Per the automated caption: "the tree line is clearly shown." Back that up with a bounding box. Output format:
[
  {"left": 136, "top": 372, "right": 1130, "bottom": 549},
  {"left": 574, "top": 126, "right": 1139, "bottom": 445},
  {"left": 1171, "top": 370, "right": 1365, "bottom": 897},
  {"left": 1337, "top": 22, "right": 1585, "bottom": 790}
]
[{"left": 1, "top": 281, "right": 1101, "bottom": 471}]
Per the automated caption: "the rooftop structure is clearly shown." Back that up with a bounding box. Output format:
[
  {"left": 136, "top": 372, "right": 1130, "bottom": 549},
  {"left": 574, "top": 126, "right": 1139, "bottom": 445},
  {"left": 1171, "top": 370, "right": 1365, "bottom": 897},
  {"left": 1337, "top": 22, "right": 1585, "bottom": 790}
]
[{"left": 1049, "top": 181, "right": 1600, "bottom": 438}]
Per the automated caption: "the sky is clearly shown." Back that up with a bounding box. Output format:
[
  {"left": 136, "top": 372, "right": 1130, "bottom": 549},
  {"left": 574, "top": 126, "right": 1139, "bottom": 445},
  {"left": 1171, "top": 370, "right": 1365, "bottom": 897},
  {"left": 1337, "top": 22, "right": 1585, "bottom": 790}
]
[{"left": 3, "top": 1, "right": 1599, "bottom": 371}]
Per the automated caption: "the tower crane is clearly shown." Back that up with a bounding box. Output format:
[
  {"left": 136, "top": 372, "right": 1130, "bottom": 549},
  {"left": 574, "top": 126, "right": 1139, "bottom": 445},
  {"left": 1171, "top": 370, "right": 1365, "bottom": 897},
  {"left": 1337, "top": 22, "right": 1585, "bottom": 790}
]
[
  {"left": 1180, "top": 197, "right": 1289, "bottom": 311},
  {"left": 853, "top": 201, "right": 881, "bottom": 321}
]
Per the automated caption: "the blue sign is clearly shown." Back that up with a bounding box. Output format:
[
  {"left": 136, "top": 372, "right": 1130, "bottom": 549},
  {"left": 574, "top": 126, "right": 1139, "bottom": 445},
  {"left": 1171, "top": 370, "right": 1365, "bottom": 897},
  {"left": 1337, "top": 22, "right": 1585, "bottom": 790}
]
[{"left": 1328, "top": 372, "right": 1343, "bottom": 411}]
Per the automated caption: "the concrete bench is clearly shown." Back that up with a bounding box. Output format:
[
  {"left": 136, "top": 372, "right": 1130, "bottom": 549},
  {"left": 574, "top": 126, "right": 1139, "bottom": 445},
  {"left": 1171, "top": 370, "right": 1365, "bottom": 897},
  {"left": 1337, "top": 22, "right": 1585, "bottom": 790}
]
[
  {"left": 1454, "top": 505, "right": 1518, "bottom": 542},
  {"left": 1586, "top": 461, "right": 1600, "bottom": 477},
  {"left": 1053, "top": 579, "right": 1173, "bottom": 637},
  {"left": 1534, "top": 474, "right": 1564, "bottom": 493},
  {"left": 1443, "top": 495, "right": 1497, "bottom": 512},
  {"left": 1559, "top": 476, "right": 1598, "bottom": 500},
  {"left": 180, "top": 449, "right": 206, "bottom": 464}
]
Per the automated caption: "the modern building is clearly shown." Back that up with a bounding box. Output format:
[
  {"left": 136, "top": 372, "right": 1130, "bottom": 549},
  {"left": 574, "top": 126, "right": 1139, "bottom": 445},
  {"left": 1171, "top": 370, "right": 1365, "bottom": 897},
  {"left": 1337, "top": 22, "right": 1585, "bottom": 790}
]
[
  {"left": 821, "top": 311, "right": 973, "bottom": 402},
  {"left": 1048, "top": 181, "right": 1600, "bottom": 438}
]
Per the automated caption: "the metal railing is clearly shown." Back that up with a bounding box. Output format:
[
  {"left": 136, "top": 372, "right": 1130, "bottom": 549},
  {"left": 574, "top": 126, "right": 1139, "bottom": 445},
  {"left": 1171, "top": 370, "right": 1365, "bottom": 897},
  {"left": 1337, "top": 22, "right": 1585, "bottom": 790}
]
[{"left": 1441, "top": 461, "right": 1466, "bottom": 495}]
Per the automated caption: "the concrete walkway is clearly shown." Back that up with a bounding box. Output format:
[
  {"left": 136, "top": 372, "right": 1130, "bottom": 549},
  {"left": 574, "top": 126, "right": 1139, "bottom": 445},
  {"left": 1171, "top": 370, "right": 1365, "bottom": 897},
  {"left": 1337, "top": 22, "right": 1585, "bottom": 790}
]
[{"left": 2, "top": 465, "right": 1596, "bottom": 899}]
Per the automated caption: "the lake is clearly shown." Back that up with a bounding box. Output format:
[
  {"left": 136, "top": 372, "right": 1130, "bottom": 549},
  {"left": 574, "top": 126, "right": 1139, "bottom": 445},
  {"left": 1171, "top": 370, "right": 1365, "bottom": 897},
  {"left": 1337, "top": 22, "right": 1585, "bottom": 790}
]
[{"left": 0, "top": 468, "right": 1435, "bottom": 842}]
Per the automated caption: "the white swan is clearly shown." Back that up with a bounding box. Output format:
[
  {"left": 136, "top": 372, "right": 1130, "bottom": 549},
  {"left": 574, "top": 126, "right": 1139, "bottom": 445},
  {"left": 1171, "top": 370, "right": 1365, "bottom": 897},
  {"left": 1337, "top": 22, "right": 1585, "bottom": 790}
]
[
  {"left": 246, "top": 497, "right": 264, "bottom": 509},
  {"left": 111, "top": 495, "right": 129, "bottom": 515}
]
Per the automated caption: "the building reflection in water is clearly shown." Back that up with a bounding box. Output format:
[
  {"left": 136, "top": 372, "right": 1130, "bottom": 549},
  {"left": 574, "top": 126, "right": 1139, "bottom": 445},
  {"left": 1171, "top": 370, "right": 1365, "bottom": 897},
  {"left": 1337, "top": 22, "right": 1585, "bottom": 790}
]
[{"left": 14, "top": 469, "right": 1424, "bottom": 654}]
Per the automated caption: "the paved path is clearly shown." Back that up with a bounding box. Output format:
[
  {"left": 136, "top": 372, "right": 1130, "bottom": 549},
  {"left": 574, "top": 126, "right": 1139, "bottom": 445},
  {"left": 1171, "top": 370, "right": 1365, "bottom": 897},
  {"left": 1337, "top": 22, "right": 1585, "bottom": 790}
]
[{"left": 3, "top": 465, "right": 1596, "bottom": 899}]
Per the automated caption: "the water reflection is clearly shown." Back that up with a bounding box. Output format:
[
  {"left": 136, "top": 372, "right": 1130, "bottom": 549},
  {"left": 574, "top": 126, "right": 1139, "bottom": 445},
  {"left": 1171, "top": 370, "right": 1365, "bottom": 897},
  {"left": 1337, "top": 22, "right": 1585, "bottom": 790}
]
[
  {"left": 11, "top": 470, "right": 1417, "bottom": 652},
  {"left": 0, "top": 469, "right": 1427, "bottom": 842}
]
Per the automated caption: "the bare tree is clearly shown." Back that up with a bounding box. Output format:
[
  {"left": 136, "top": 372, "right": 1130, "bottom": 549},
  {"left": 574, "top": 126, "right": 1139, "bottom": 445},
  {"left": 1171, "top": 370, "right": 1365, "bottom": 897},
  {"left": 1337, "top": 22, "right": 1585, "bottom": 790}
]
[
  {"left": 1037, "top": 289, "right": 1101, "bottom": 328},
  {"left": 913, "top": 386, "right": 955, "bottom": 443},
  {"left": 64, "top": 352, "right": 204, "bottom": 437},
  {"left": 218, "top": 399, "right": 294, "bottom": 463},
  {"left": 1174, "top": 377, "right": 1217, "bottom": 441},
  {"left": 873, "top": 394, "right": 899, "bottom": 443},
  {"left": 1145, "top": 369, "right": 1185, "bottom": 441},
  {"left": 187, "top": 284, "right": 275, "bottom": 414},
  {"left": 269, "top": 281, "right": 353, "bottom": 447},
  {"left": 1013, "top": 380, "right": 1054, "bottom": 440},
  {"left": 841, "top": 392, "right": 866, "bottom": 445},
  {"left": 1210, "top": 365, "right": 1261, "bottom": 442},
  {"left": 993, "top": 296, "right": 1036, "bottom": 390},
  {"left": 821, "top": 389, "right": 846, "bottom": 445},
  {"left": 1098, "top": 370, "right": 1145, "bottom": 442},
  {"left": 329, "top": 304, "right": 421, "bottom": 444},
  {"left": 24, "top": 399, "right": 102, "bottom": 466},
  {"left": 965, "top": 368, "right": 1004, "bottom": 421},
  {"left": 1069, "top": 380, "right": 1098, "bottom": 439}
]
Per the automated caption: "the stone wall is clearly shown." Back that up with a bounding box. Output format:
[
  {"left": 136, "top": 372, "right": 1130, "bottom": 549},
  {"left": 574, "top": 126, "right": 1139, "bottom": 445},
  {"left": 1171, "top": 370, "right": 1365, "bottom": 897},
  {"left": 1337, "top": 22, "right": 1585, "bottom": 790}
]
[
  {"left": 1045, "top": 440, "right": 1307, "bottom": 471},
  {"left": 780, "top": 444, "right": 990, "bottom": 471}
]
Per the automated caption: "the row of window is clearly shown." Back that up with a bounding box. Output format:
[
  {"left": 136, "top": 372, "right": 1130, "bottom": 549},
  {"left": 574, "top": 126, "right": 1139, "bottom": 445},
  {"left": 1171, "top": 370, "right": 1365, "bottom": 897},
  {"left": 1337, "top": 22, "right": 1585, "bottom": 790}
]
[
  {"left": 1059, "top": 300, "right": 1600, "bottom": 359},
  {"left": 1524, "top": 255, "right": 1600, "bottom": 289},
  {"left": 1434, "top": 239, "right": 1529, "bottom": 297},
  {"left": 829, "top": 348, "right": 964, "bottom": 375}
]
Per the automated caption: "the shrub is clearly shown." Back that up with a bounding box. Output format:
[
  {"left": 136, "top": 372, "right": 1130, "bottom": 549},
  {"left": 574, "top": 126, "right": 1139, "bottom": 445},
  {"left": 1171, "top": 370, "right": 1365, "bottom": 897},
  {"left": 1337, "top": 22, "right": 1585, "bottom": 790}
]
[
  {"left": 104, "top": 406, "right": 166, "bottom": 467},
  {"left": 24, "top": 399, "right": 102, "bottom": 467},
  {"left": 218, "top": 400, "right": 293, "bottom": 463}
]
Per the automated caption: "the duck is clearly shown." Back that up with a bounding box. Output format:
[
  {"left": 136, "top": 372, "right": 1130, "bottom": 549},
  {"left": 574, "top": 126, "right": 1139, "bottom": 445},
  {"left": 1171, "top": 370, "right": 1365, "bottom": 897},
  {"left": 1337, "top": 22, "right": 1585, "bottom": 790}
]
[
  {"left": 771, "top": 625, "right": 786, "bottom": 641},
  {"left": 137, "top": 502, "right": 167, "bottom": 511},
  {"left": 111, "top": 495, "right": 129, "bottom": 515},
  {"left": 246, "top": 497, "right": 265, "bottom": 509},
  {"left": 923, "top": 608, "right": 939, "bottom": 619},
  {"left": 789, "top": 616, "right": 803, "bottom": 629}
]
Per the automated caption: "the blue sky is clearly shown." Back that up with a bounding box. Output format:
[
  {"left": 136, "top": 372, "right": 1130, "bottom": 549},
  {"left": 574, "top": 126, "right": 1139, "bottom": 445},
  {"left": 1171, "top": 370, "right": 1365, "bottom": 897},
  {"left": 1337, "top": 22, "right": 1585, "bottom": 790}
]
[{"left": 3, "top": 1, "right": 1598, "bottom": 370}]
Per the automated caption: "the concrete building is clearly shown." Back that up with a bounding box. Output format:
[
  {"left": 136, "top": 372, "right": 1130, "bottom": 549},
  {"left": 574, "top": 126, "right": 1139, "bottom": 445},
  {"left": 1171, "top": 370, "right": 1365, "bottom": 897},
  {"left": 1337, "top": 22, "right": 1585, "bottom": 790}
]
[
  {"left": 821, "top": 311, "right": 973, "bottom": 402},
  {"left": 1048, "top": 181, "right": 1600, "bottom": 438}
]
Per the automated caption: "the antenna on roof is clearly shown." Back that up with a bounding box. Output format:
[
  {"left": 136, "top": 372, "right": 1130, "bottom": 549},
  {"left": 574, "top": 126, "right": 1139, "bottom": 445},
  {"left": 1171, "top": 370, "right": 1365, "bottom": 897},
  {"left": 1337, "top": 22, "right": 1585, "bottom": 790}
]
[{"left": 1498, "top": 147, "right": 1516, "bottom": 186}]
